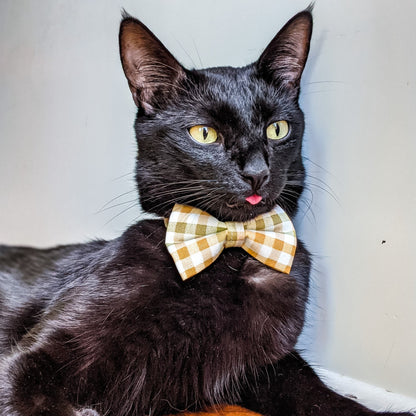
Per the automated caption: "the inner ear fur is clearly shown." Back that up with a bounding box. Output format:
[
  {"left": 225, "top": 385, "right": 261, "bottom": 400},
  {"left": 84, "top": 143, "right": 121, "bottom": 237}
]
[
  {"left": 257, "top": 9, "right": 313, "bottom": 91},
  {"left": 119, "top": 14, "right": 186, "bottom": 113}
]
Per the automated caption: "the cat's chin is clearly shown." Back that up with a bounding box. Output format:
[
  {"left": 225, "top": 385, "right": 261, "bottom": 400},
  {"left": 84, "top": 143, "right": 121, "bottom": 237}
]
[{"left": 216, "top": 198, "right": 276, "bottom": 222}]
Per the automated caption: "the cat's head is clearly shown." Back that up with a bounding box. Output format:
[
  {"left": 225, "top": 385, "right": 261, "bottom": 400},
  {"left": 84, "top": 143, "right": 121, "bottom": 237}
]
[{"left": 119, "top": 9, "right": 312, "bottom": 222}]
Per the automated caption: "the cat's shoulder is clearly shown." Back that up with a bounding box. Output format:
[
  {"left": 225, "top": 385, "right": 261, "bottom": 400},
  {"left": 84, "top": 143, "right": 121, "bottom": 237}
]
[
  {"left": 117, "top": 219, "right": 168, "bottom": 257},
  {"left": 108, "top": 218, "right": 173, "bottom": 274}
]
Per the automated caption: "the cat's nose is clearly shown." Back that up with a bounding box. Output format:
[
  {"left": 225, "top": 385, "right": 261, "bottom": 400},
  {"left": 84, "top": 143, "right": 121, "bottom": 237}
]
[
  {"left": 243, "top": 170, "right": 269, "bottom": 191},
  {"left": 242, "top": 153, "right": 270, "bottom": 191}
]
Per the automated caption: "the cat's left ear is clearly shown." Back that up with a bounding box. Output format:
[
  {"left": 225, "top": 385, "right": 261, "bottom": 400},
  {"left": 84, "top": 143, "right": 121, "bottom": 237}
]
[
  {"left": 257, "top": 8, "right": 313, "bottom": 94},
  {"left": 119, "top": 13, "right": 186, "bottom": 114}
]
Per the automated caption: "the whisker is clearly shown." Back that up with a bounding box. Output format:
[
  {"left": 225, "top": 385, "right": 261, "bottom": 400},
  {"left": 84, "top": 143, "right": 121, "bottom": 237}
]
[
  {"left": 192, "top": 39, "right": 204, "bottom": 68},
  {"left": 297, "top": 189, "right": 317, "bottom": 225},
  {"left": 96, "top": 199, "right": 138, "bottom": 214},
  {"left": 173, "top": 36, "right": 197, "bottom": 68},
  {"left": 99, "top": 190, "right": 137, "bottom": 211},
  {"left": 111, "top": 171, "right": 135, "bottom": 181},
  {"left": 303, "top": 156, "right": 337, "bottom": 179},
  {"left": 104, "top": 202, "right": 139, "bottom": 225},
  {"left": 305, "top": 181, "right": 339, "bottom": 205},
  {"left": 305, "top": 80, "right": 345, "bottom": 86},
  {"left": 285, "top": 166, "right": 339, "bottom": 204},
  {"left": 141, "top": 189, "right": 208, "bottom": 208},
  {"left": 143, "top": 185, "right": 208, "bottom": 199},
  {"left": 301, "top": 89, "right": 335, "bottom": 96}
]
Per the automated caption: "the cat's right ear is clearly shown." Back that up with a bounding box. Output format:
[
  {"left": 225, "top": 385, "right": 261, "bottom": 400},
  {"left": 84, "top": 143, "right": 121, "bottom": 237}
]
[
  {"left": 256, "top": 8, "right": 313, "bottom": 95},
  {"left": 119, "top": 13, "right": 186, "bottom": 114}
]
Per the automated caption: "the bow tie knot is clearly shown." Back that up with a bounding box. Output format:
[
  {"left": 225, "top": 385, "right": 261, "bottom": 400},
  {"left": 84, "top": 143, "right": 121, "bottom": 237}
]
[
  {"left": 224, "top": 221, "right": 246, "bottom": 248},
  {"left": 165, "top": 204, "right": 297, "bottom": 280}
]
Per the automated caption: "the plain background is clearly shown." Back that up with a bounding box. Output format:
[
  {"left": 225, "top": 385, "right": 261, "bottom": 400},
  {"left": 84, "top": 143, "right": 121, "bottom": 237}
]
[{"left": 0, "top": 0, "right": 415, "bottom": 400}]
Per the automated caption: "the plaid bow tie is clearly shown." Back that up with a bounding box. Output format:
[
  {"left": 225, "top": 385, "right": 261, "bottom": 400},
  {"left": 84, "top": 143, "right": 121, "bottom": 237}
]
[{"left": 165, "top": 203, "right": 297, "bottom": 280}]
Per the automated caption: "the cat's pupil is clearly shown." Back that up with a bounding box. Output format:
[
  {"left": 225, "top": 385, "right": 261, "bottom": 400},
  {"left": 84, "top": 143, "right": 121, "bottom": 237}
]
[
  {"left": 274, "top": 123, "right": 280, "bottom": 136},
  {"left": 202, "top": 127, "right": 209, "bottom": 140}
]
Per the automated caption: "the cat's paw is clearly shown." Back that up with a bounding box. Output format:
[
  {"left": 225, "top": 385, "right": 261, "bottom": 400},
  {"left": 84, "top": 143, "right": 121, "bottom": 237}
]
[{"left": 75, "top": 409, "right": 101, "bottom": 416}]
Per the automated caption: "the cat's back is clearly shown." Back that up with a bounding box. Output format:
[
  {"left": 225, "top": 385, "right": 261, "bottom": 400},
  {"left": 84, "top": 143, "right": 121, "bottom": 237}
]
[
  {"left": 0, "top": 219, "right": 168, "bottom": 315},
  {"left": 0, "top": 242, "right": 107, "bottom": 285},
  {"left": 1, "top": 244, "right": 83, "bottom": 279},
  {"left": 0, "top": 218, "right": 171, "bottom": 305}
]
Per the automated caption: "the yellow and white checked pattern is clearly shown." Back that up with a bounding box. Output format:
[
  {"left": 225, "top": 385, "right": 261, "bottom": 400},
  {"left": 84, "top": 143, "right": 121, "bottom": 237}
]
[{"left": 165, "top": 203, "right": 297, "bottom": 280}]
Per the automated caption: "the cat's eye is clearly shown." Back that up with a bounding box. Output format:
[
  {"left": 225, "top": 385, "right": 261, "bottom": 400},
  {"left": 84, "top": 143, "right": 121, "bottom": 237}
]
[
  {"left": 188, "top": 125, "right": 218, "bottom": 144},
  {"left": 266, "top": 120, "right": 289, "bottom": 140}
]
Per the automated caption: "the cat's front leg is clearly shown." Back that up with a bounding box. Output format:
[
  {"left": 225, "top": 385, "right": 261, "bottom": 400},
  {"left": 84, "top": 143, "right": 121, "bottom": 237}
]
[
  {"left": 238, "top": 352, "right": 414, "bottom": 416},
  {"left": 0, "top": 348, "right": 94, "bottom": 416}
]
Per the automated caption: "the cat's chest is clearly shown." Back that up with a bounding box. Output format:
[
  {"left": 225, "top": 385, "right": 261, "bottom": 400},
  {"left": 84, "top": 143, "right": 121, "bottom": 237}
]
[
  {"left": 117, "top": 219, "right": 302, "bottom": 312},
  {"left": 117, "top": 218, "right": 303, "bottom": 314},
  {"left": 76, "top": 220, "right": 307, "bottom": 394}
]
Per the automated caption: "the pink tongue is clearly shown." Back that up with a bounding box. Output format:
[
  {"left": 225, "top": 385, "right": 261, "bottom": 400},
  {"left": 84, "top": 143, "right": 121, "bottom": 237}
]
[{"left": 245, "top": 194, "right": 262, "bottom": 205}]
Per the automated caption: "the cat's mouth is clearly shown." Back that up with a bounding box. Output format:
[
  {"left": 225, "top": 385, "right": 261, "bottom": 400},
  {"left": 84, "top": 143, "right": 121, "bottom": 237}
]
[
  {"left": 225, "top": 196, "right": 267, "bottom": 209},
  {"left": 220, "top": 196, "right": 274, "bottom": 222},
  {"left": 245, "top": 194, "right": 263, "bottom": 205}
]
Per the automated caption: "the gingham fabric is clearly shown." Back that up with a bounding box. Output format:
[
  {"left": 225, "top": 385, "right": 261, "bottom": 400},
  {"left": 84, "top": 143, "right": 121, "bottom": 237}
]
[{"left": 165, "top": 203, "right": 297, "bottom": 280}]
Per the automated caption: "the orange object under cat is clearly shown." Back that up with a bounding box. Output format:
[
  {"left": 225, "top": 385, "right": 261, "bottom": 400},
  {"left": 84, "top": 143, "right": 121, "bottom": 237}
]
[{"left": 173, "top": 405, "right": 262, "bottom": 416}]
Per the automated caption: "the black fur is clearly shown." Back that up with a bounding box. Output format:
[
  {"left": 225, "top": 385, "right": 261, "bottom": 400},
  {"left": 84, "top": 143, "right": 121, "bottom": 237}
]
[{"left": 0, "top": 9, "right": 412, "bottom": 416}]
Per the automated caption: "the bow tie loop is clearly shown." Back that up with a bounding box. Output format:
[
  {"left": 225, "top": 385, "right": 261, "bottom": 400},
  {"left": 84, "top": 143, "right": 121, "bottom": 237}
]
[{"left": 165, "top": 204, "right": 296, "bottom": 280}]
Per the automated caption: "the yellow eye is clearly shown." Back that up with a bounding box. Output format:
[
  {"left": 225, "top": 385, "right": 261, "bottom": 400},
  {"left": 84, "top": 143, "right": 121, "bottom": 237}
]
[
  {"left": 266, "top": 120, "right": 289, "bottom": 140},
  {"left": 188, "top": 125, "right": 218, "bottom": 144}
]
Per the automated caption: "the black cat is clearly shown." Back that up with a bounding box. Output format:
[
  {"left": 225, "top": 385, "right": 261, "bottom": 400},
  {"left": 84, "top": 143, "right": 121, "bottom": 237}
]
[{"left": 0, "top": 8, "right": 412, "bottom": 416}]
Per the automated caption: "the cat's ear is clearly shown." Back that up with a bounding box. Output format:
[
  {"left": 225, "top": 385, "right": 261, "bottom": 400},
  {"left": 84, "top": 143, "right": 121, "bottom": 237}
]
[
  {"left": 119, "top": 13, "right": 186, "bottom": 113},
  {"left": 257, "top": 8, "right": 313, "bottom": 93}
]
